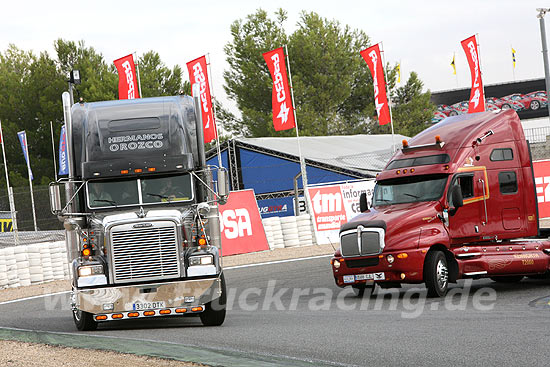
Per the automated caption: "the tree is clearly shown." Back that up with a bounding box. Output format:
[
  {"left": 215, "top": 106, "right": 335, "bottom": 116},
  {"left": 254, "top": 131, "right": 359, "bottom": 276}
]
[
  {"left": 224, "top": 9, "right": 434, "bottom": 138},
  {"left": 138, "top": 51, "right": 187, "bottom": 97}
]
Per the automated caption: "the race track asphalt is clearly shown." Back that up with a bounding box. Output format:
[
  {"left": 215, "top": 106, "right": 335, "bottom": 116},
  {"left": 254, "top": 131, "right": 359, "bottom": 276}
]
[{"left": 1, "top": 256, "right": 550, "bottom": 366}]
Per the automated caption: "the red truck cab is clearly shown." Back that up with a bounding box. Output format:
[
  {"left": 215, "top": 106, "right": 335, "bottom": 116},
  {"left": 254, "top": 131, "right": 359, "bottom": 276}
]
[{"left": 331, "top": 109, "right": 550, "bottom": 297}]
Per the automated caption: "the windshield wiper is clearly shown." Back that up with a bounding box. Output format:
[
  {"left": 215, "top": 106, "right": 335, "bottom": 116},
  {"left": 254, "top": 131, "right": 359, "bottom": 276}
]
[
  {"left": 93, "top": 199, "right": 117, "bottom": 207},
  {"left": 403, "top": 193, "right": 419, "bottom": 199}
]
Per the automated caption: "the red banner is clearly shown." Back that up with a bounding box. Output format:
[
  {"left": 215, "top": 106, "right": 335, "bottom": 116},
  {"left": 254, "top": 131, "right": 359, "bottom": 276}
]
[
  {"left": 461, "top": 35, "right": 485, "bottom": 113},
  {"left": 360, "top": 44, "right": 391, "bottom": 125},
  {"left": 219, "top": 189, "right": 269, "bottom": 256},
  {"left": 113, "top": 54, "right": 140, "bottom": 100},
  {"left": 262, "top": 47, "right": 296, "bottom": 131},
  {"left": 186, "top": 56, "right": 217, "bottom": 143},
  {"left": 534, "top": 160, "right": 550, "bottom": 218}
]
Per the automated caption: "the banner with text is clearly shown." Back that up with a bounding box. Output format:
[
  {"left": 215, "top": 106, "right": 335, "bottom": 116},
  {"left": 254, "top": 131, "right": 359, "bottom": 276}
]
[
  {"left": 262, "top": 47, "right": 296, "bottom": 131},
  {"left": 360, "top": 44, "right": 391, "bottom": 125},
  {"left": 534, "top": 160, "right": 550, "bottom": 218},
  {"left": 219, "top": 189, "right": 269, "bottom": 256},
  {"left": 58, "top": 125, "right": 68, "bottom": 176},
  {"left": 114, "top": 54, "right": 140, "bottom": 100},
  {"left": 461, "top": 35, "right": 485, "bottom": 113},
  {"left": 186, "top": 55, "right": 217, "bottom": 143},
  {"left": 307, "top": 180, "right": 376, "bottom": 245}
]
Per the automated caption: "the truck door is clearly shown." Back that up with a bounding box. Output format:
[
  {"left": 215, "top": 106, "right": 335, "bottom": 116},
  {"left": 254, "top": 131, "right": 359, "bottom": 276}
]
[{"left": 447, "top": 168, "right": 488, "bottom": 240}]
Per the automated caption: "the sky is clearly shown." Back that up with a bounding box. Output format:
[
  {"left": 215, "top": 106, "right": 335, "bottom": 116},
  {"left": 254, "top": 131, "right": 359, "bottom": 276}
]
[{"left": 1, "top": 0, "right": 548, "bottom": 110}]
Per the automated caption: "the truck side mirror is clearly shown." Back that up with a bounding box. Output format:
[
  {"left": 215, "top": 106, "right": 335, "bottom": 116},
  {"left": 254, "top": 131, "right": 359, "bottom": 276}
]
[
  {"left": 49, "top": 183, "right": 62, "bottom": 215},
  {"left": 359, "top": 192, "right": 369, "bottom": 212},
  {"left": 449, "top": 185, "right": 463, "bottom": 215},
  {"left": 216, "top": 168, "right": 230, "bottom": 205}
]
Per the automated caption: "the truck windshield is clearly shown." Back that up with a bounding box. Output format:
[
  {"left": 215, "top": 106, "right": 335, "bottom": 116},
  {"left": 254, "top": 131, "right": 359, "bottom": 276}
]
[
  {"left": 373, "top": 174, "right": 448, "bottom": 207},
  {"left": 87, "top": 174, "right": 193, "bottom": 209}
]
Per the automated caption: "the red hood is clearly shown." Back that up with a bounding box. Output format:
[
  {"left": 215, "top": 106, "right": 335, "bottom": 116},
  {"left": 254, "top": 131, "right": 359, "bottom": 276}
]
[{"left": 346, "top": 201, "right": 445, "bottom": 251}]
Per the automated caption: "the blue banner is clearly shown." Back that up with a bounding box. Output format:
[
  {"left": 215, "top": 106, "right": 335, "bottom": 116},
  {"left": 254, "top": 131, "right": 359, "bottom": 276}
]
[
  {"left": 257, "top": 196, "right": 295, "bottom": 218},
  {"left": 17, "top": 131, "right": 33, "bottom": 181},
  {"left": 58, "top": 125, "right": 68, "bottom": 176}
]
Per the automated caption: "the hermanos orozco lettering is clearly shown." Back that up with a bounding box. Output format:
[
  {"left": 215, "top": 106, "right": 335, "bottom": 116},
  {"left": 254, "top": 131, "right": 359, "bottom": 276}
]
[{"left": 108, "top": 133, "right": 163, "bottom": 152}]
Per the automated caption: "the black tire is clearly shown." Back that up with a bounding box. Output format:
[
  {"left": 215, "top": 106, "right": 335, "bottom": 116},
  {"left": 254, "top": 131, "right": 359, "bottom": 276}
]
[
  {"left": 501, "top": 103, "right": 511, "bottom": 110},
  {"left": 449, "top": 111, "right": 458, "bottom": 116},
  {"left": 352, "top": 284, "right": 375, "bottom": 298},
  {"left": 530, "top": 100, "right": 541, "bottom": 110},
  {"left": 490, "top": 275, "right": 524, "bottom": 283},
  {"left": 200, "top": 273, "right": 227, "bottom": 326},
  {"left": 424, "top": 251, "right": 449, "bottom": 297},
  {"left": 73, "top": 309, "right": 97, "bottom": 331}
]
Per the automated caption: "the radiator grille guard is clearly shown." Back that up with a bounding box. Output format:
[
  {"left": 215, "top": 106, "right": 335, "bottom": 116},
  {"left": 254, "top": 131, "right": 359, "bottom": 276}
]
[
  {"left": 340, "top": 226, "right": 385, "bottom": 257},
  {"left": 110, "top": 221, "right": 181, "bottom": 283}
]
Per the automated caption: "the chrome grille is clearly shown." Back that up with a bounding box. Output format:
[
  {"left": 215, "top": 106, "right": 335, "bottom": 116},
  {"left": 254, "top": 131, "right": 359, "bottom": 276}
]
[
  {"left": 110, "top": 222, "right": 180, "bottom": 283},
  {"left": 340, "top": 227, "right": 385, "bottom": 257}
]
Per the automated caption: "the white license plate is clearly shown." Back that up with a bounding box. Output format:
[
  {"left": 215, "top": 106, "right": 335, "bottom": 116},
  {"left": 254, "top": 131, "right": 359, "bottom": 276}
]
[
  {"left": 355, "top": 274, "right": 374, "bottom": 281},
  {"left": 132, "top": 301, "right": 166, "bottom": 311},
  {"left": 343, "top": 275, "right": 355, "bottom": 284}
]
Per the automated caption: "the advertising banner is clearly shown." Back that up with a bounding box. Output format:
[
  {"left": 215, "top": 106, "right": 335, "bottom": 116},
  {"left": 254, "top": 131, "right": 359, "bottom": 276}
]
[
  {"left": 257, "top": 196, "right": 295, "bottom": 218},
  {"left": 114, "top": 54, "right": 140, "bottom": 100},
  {"left": 0, "top": 212, "right": 12, "bottom": 232},
  {"left": 307, "top": 180, "right": 376, "bottom": 245},
  {"left": 17, "top": 131, "right": 33, "bottom": 180},
  {"left": 58, "top": 125, "right": 68, "bottom": 176},
  {"left": 219, "top": 189, "right": 269, "bottom": 256},
  {"left": 461, "top": 35, "right": 485, "bottom": 113},
  {"left": 360, "top": 44, "right": 391, "bottom": 125},
  {"left": 534, "top": 160, "right": 550, "bottom": 218},
  {"left": 262, "top": 47, "right": 296, "bottom": 131},
  {"left": 186, "top": 55, "right": 217, "bottom": 143}
]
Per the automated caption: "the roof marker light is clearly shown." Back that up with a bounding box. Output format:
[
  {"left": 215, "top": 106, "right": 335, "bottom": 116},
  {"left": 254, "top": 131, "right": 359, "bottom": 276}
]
[
  {"left": 121, "top": 170, "right": 129, "bottom": 174},
  {"left": 134, "top": 168, "right": 143, "bottom": 173},
  {"left": 402, "top": 140, "right": 409, "bottom": 148},
  {"left": 148, "top": 167, "right": 156, "bottom": 172},
  {"left": 435, "top": 135, "right": 442, "bottom": 144}
]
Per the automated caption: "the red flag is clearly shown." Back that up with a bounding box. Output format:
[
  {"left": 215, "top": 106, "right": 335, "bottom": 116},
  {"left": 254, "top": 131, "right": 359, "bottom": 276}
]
[
  {"left": 461, "top": 35, "right": 485, "bottom": 113},
  {"left": 113, "top": 54, "right": 140, "bottom": 100},
  {"left": 262, "top": 47, "right": 296, "bottom": 131},
  {"left": 186, "top": 56, "right": 217, "bottom": 143},
  {"left": 360, "top": 44, "right": 391, "bottom": 125}
]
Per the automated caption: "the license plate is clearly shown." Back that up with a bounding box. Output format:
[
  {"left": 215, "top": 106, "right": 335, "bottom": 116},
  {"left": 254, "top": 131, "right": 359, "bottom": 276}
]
[
  {"left": 343, "top": 275, "right": 355, "bottom": 284},
  {"left": 132, "top": 301, "right": 166, "bottom": 311},
  {"left": 355, "top": 274, "right": 374, "bottom": 281}
]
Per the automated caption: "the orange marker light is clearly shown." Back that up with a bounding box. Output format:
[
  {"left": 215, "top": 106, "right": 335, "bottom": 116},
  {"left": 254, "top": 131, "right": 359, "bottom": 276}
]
[
  {"left": 435, "top": 135, "right": 442, "bottom": 144},
  {"left": 144, "top": 311, "right": 155, "bottom": 316},
  {"left": 396, "top": 170, "right": 400, "bottom": 175},
  {"left": 403, "top": 169, "right": 407, "bottom": 174},
  {"left": 159, "top": 309, "right": 171, "bottom": 315},
  {"left": 198, "top": 238, "right": 207, "bottom": 246},
  {"left": 95, "top": 315, "right": 107, "bottom": 321},
  {"left": 410, "top": 168, "right": 415, "bottom": 173},
  {"left": 128, "top": 312, "right": 139, "bottom": 317},
  {"left": 148, "top": 167, "right": 156, "bottom": 172},
  {"left": 112, "top": 313, "right": 123, "bottom": 319},
  {"left": 402, "top": 139, "right": 409, "bottom": 148},
  {"left": 175, "top": 308, "right": 187, "bottom": 313},
  {"left": 134, "top": 168, "right": 143, "bottom": 173},
  {"left": 82, "top": 248, "right": 91, "bottom": 257},
  {"left": 121, "top": 169, "right": 129, "bottom": 174},
  {"left": 397, "top": 253, "right": 408, "bottom": 259},
  {"left": 191, "top": 306, "right": 204, "bottom": 312}
]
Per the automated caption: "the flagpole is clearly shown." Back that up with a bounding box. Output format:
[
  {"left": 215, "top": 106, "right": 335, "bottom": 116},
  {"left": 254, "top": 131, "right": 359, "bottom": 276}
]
[
  {"left": 134, "top": 52, "right": 143, "bottom": 98},
  {"left": 0, "top": 120, "right": 19, "bottom": 243},
  {"left": 206, "top": 53, "right": 223, "bottom": 169},
  {"left": 284, "top": 44, "right": 309, "bottom": 193},
  {"left": 50, "top": 121, "right": 58, "bottom": 182},
  {"left": 476, "top": 33, "right": 488, "bottom": 111},
  {"left": 380, "top": 42, "right": 396, "bottom": 153}
]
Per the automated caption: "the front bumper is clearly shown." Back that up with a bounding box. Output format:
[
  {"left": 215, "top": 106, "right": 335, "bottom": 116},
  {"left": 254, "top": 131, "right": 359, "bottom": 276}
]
[
  {"left": 332, "top": 249, "right": 426, "bottom": 286},
  {"left": 73, "top": 277, "right": 221, "bottom": 319}
]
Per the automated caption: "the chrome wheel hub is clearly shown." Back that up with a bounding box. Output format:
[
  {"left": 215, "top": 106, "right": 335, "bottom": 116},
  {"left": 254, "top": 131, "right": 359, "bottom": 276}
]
[{"left": 436, "top": 259, "right": 448, "bottom": 289}]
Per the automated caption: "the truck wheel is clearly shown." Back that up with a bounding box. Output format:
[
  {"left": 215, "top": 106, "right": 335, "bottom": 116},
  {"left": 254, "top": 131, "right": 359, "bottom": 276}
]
[
  {"left": 490, "top": 276, "right": 524, "bottom": 283},
  {"left": 73, "top": 309, "right": 97, "bottom": 331},
  {"left": 200, "top": 273, "right": 227, "bottom": 327},
  {"left": 424, "top": 251, "right": 449, "bottom": 297},
  {"left": 352, "top": 284, "right": 375, "bottom": 297}
]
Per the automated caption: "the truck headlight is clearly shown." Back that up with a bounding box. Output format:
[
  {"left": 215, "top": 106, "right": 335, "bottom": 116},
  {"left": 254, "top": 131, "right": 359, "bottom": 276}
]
[
  {"left": 78, "top": 265, "right": 104, "bottom": 277},
  {"left": 189, "top": 255, "right": 213, "bottom": 266}
]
